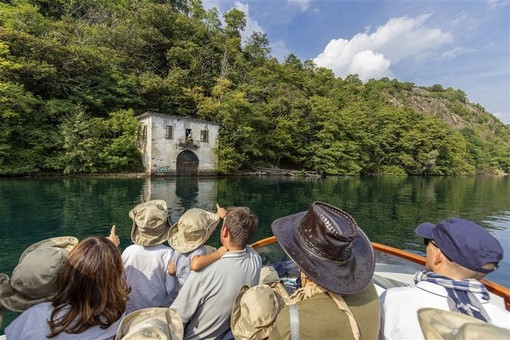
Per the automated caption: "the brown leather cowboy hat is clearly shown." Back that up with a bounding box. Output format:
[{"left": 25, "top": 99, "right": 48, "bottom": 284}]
[{"left": 271, "top": 202, "right": 375, "bottom": 295}]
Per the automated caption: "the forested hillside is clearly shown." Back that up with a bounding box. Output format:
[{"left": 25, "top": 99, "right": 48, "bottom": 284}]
[{"left": 1, "top": 0, "right": 509, "bottom": 176}]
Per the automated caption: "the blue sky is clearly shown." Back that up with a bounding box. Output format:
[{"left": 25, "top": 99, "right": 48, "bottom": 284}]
[{"left": 203, "top": 0, "right": 510, "bottom": 125}]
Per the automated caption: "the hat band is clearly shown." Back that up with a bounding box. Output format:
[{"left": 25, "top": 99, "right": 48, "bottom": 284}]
[{"left": 299, "top": 232, "right": 352, "bottom": 263}]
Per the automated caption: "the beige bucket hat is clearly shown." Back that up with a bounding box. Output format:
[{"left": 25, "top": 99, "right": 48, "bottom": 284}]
[
  {"left": 231, "top": 284, "right": 287, "bottom": 340},
  {"left": 129, "top": 200, "right": 171, "bottom": 246},
  {"left": 167, "top": 208, "right": 220, "bottom": 253},
  {"left": 0, "top": 236, "right": 78, "bottom": 312},
  {"left": 116, "top": 307, "right": 183, "bottom": 340},
  {"left": 418, "top": 308, "right": 510, "bottom": 339},
  {"left": 259, "top": 266, "right": 290, "bottom": 305}
]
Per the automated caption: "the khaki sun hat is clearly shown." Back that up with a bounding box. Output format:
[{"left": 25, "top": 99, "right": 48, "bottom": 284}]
[
  {"left": 259, "top": 266, "right": 290, "bottom": 305},
  {"left": 0, "top": 236, "right": 78, "bottom": 312},
  {"left": 116, "top": 307, "right": 183, "bottom": 340},
  {"left": 167, "top": 208, "right": 220, "bottom": 253},
  {"left": 129, "top": 200, "right": 171, "bottom": 246},
  {"left": 231, "top": 284, "right": 286, "bottom": 340},
  {"left": 418, "top": 308, "right": 510, "bottom": 340}
]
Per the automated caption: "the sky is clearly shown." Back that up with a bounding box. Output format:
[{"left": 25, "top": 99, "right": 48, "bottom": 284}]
[{"left": 202, "top": 0, "right": 510, "bottom": 125}]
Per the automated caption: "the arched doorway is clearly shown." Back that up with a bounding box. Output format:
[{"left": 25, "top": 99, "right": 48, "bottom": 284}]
[{"left": 176, "top": 150, "right": 199, "bottom": 176}]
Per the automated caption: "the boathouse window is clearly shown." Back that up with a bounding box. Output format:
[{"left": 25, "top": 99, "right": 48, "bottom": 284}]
[
  {"left": 165, "top": 125, "right": 173, "bottom": 139},
  {"left": 141, "top": 125, "right": 147, "bottom": 139},
  {"left": 200, "top": 130, "right": 209, "bottom": 143},
  {"left": 185, "top": 129, "right": 192, "bottom": 141}
]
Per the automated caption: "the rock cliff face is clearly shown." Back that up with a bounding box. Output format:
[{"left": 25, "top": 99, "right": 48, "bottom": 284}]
[{"left": 385, "top": 87, "right": 503, "bottom": 132}]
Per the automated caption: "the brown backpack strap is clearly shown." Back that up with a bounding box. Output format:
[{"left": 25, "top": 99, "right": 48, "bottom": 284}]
[{"left": 327, "top": 292, "right": 361, "bottom": 340}]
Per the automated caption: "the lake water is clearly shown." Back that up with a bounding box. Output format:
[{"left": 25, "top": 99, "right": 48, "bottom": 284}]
[{"left": 0, "top": 175, "right": 509, "bottom": 332}]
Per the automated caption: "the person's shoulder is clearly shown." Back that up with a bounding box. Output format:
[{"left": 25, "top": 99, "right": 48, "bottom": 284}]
[
  {"left": 5, "top": 302, "right": 53, "bottom": 334},
  {"left": 382, "top": 281, "right": 447, "bottom": 307},
  {"left": 152, "top": 243, "right": 173, "bottom": 252},
  {"left": 190, "top": 245, "right": 207, "bottom": 256},
  {"left": 122, "top": 243, "right": 140, "bottom": 254},
  {"left": 245, "top": 246, "right": 261, "bottom": 258},
  {"left": 25, "top": 301, "right": 53, "bottom": 313},
  {"left": 381, "top": 284, "right": 422, "bottom": 305}
]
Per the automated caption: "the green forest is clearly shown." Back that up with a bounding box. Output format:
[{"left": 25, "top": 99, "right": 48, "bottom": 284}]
[{"left": 1, "top": 0, "right": 509, "bottom": 176}]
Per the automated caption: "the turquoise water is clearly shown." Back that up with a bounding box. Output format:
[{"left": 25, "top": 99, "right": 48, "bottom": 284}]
[{"left": 0, "top": 175, "right": 509, "bottom": 332}]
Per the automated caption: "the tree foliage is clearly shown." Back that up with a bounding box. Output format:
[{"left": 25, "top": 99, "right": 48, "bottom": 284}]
[{"left": 1, "top": 0, "right": 508, "bottom": 176}]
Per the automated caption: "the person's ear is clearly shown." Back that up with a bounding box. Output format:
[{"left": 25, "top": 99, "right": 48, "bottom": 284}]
[
  {"left": 221, "top": 225, "right": 229, "bottom": 238},
  {"left": 434, "top": 249, "right": 445, "bottom": 266}
]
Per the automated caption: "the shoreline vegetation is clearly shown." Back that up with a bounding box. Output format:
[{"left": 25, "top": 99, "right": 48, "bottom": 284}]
[
  {"left": 3, "top": 168, "right": 508, "bottom": 179},
  {"left": 1, "top": 1, "right": 509, "bottom": 177}
]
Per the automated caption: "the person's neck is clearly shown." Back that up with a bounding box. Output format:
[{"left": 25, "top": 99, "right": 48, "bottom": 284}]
[
  {"left": 222, "top": 240, "right": 244, "bottom": 251},
  {"left": 433, "top": 268, "right": 468, "bottom": 281}
]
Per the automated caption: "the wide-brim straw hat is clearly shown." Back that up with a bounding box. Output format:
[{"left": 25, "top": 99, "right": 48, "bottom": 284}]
[
  {"left": 168, "top": 208, "right": 220, "bottom": 253},
  {"left": 0, "top": 236, "right": 78, "bottom": 312},
  {"left": 116, "top": 307, "right": 183, "bottom": 340},
  {"left": 231, "top": 284, "right": 286, "bottom": 340},
  {"left": 271, "top": 201, "right": 375, "bottom": 295},
  {"left": 418, "top": 308, "right": 510, "bottom": 339},
  {"left": 129, "top": 200, "right": 171, "bottom": 246}
]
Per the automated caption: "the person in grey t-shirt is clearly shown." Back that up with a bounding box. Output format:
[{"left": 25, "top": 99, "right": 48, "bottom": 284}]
[{"left": 171, "top": 206, "right": 262, "bottom": 340}]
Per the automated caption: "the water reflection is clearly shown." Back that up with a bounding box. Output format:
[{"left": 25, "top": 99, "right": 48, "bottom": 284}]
[{"left": 141, "top": 177, "right": 218, "bottom": 224}]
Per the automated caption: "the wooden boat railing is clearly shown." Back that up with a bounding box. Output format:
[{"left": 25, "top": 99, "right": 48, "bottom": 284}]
[{"left": 251, "top": 236, "right": 510, "bottom": 311}]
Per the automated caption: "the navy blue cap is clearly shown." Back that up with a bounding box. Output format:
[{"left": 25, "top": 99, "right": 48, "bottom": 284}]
[{"left": 415, "top": 218, "right": 503, "bottom": 273}]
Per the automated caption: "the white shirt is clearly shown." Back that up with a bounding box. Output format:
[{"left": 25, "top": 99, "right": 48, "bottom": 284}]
[
  {"left": 122, "top": 244, "right": 177, "bottom": 314},
  {"left": 171, "top": 246, "right": 262, "bottom": 340},
  {"left": 380, "top": 280, "right": 510, "bottom": 340},
  {"left": 5, "top": 302, "right": 120, "bottom": 340}
]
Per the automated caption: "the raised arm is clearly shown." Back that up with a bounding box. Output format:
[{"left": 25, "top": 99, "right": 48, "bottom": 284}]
[
  {"left": 190, "top": 246, "right": 227, "bottom": 271},
  {"left": 216, "top": 203, "right": 227, "bottom": 220}
]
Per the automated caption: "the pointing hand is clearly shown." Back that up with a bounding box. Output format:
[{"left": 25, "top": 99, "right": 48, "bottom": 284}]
[{"left": 107, "top": 225, "right": 120, "bottom": 247}]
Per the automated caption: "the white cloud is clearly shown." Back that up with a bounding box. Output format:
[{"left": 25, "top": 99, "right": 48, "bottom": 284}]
[
  {"left": 313, "top": 14, "right": 453, "bottom": 81},
  {"left": 201, "top": 1, "right": 264, "bottom": 44},
  {"left": 486, "top": 0, "right": 509, "bottom": 10},
  {"left": 287, "top": 0, "right": 311, "bottom": 12},
  {"left": 450, "top": 12, "right": 469, "bottom": 27},
  {"left": 441, "top": 47, "right": 476, "bottom": 60},
  {"left": 270, "top": 40, "right": 291, "bottom": 61},
  {"left": 233, "top": 2, "right": 264, "bottom": 43},
  {"left": 348, "top": 50, "right": 393, "bottom": 80}
]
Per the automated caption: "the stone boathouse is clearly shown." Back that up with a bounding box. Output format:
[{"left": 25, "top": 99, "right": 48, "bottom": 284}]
[{"left": 137, "top": 112, "right": 219, "bottom": 175}]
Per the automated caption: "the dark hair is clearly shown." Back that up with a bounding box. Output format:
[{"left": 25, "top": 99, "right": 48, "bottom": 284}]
[
  {"left": 224, "top": 207, "right": 258, "bottom": 248},
  {"left": 48, "top": 237, "right": 130, "bottom": 337}
]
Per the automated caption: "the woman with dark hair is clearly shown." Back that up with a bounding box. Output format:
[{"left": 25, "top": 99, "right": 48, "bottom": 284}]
[{"left": 5, "top": 230, "right": 130, "bottom": 339}]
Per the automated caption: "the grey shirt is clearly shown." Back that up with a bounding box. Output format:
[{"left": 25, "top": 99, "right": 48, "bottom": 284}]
[
  {"left": 171, "top": 246, "right": 262, "bottom": 340},
  {"left": 5, "top": 302, "right": 121, "bottom": 340}
]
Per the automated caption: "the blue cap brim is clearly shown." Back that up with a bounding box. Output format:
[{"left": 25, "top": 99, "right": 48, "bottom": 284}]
[{"left": 415, "top": 222, "right": 435, "bottom": 239}]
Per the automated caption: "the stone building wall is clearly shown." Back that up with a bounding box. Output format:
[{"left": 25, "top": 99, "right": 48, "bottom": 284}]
[{"left": 137, "top": 112, "right": 219, "bottom": 175}]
